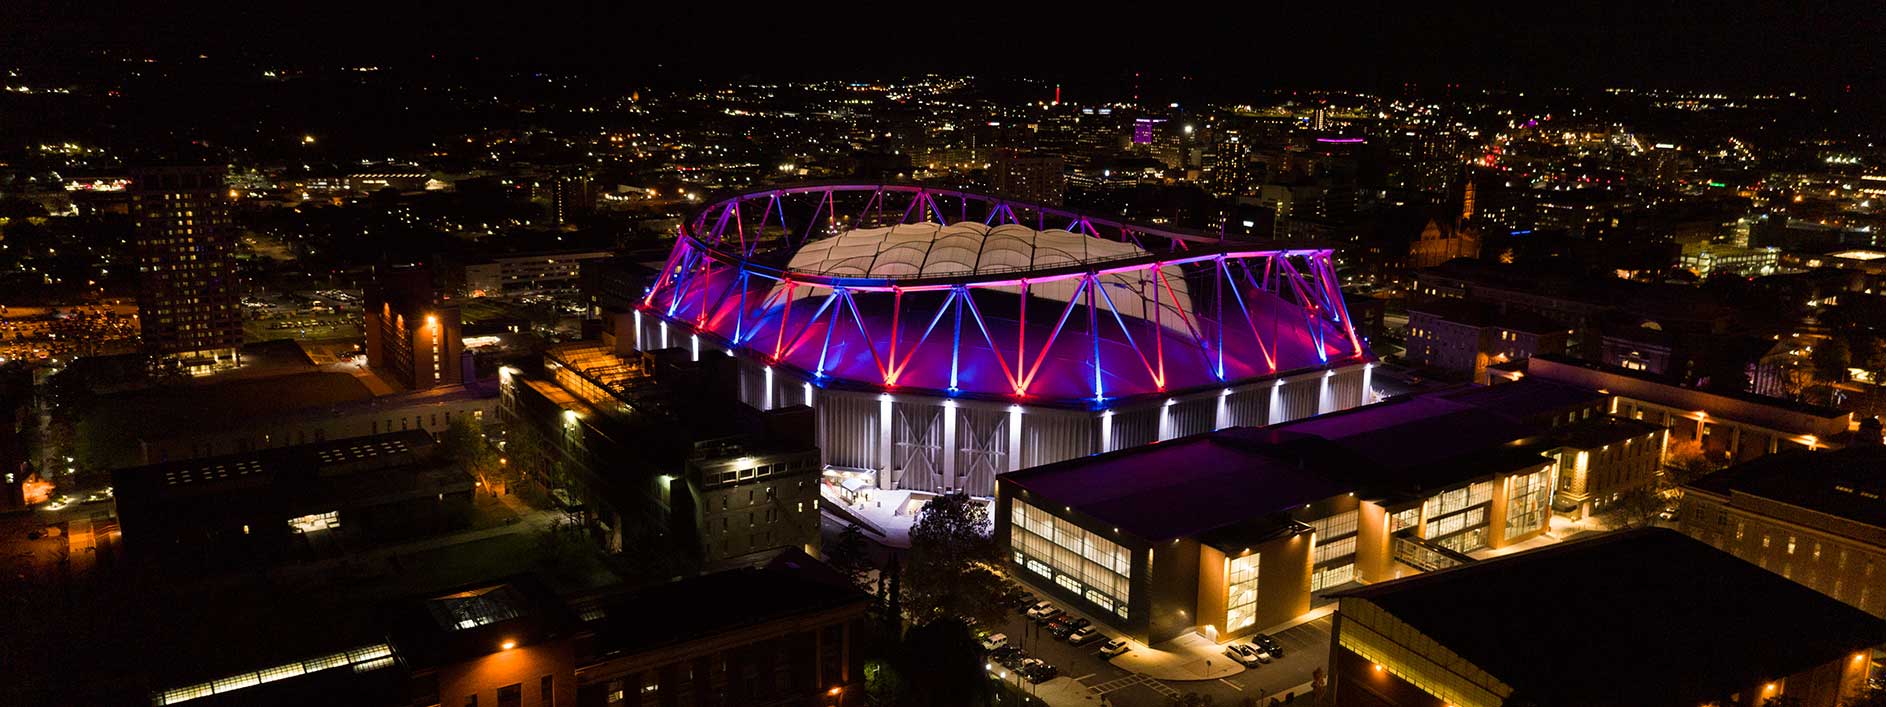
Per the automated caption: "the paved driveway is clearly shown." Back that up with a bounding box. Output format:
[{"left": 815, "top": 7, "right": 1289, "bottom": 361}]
[{"left": 983, "top": 604, "right": 1332, "bottom": 707}]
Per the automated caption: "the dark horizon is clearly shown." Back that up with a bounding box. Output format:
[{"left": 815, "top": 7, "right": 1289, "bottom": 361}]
[{"left": 3, "top": 3, "right": 1882, "bottom": 94}]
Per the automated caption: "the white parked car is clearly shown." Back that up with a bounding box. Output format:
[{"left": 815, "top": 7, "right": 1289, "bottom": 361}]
[{"left": 979, "top": 633, "right": 1008, "bottom": 652}]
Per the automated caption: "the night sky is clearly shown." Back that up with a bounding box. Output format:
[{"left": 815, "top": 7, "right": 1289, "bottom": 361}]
[{"left": 2, "top": 3, "right": 1881, "bottom": 92}]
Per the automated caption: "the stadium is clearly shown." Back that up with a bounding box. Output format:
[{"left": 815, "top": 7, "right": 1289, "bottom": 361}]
[{"left": 631, "top": 184, "right": 1375, "bottom": 496}]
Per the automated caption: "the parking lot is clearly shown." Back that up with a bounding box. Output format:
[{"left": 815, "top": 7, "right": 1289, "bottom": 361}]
[{"left": 982, "top": 591, "right": 1333, "bottom": 706}]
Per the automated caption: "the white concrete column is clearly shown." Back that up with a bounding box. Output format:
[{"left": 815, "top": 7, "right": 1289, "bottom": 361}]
[
  {"left": 1007, "top": 405, "right": 1023, "bottom": 472},
  {"left": 633, "top": 309, "right": 643, "bottom": 350},
  {"left": 879, "top": 394, "right": 894, "bottom": 477},
  {"left": 942, "top": 401, "right": 958, "bottom": 485},
  {"left": 763, "top": 365, "right": 775, "bottom": 411},
  {"left": 1215, "top": 390, "right": 1232, "bottom": 430},
  {"left": 1361, "top": 364, "right": 1374, "bottom": 406},
  {"left": 1099, "top": 409, "right": 1114, "bottom": 453},
  {"left": 1268, "top": 381, "right": 1284, "bottom": 425}
]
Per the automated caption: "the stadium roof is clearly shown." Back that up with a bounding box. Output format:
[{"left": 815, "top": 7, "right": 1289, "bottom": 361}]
[
  {"left": 786, "top": 222, "right": 1148, "bottom": 279},
  {"left": 1336, "top": 529, "right": 1886, "bottom": 706}
]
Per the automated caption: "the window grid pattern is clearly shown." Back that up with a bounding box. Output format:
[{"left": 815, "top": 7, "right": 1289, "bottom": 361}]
[
  {"left": 1504, "top": 469, "right": 1551, "bottom": 540},
  {"left": 1226, "top": 553, "right": 1262, "bottom": 632},
  {"left": 1011, "top": 500, "right": 1131, "bottom": 619}
]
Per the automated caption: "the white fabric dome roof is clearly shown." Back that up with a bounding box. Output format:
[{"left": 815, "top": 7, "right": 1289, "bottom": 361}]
[
  {"left": 778, "top": 222, "right": 1191, "bottom": 326},
  {"left": 785, "top": 222, "right": 1147, "bottom": 278}
]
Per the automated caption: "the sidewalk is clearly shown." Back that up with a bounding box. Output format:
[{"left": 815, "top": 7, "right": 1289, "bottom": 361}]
[
  {"left": 1113, "top": 632, "right": 1248, "bottom": 681},
  {"left": 991, "top": 669, "right": 1107, "bottom": 707}
]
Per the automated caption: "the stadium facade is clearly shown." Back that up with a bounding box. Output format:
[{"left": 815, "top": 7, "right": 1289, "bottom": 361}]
[{"left": 629, "top": 184, "right": 1374, "bottom": 495}]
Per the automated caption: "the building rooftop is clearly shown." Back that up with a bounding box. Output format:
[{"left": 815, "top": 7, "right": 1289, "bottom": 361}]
[
  {"left": 584, "top": 549, "right": 868, "bottom": 659},
  {"left": 383, "top": 573, "right": 583, "bottom": 670},
  {"left": 999, "top": 432, "right": 1357, "bottom": 542},
  {"left": 1337, "top": 528, "right": 1886, "bottom": 707},
  {"left": 1003, "top": 392, "right": 1591, "bottom": 540},
  {"left": 1526, "top": 353, "right": 1848, "bottom": 420},
  {"left": 1436, "top": 378, "right": 1609, "bottom": 422},
  {"left": 1271, "top": 396, "right": 1540, "bottom": 478},
  {"left": 1552, "top": 415, "right": 1667, "bottom": 449},
  {"left": 1688, "top": 444, "right": 1886, "bottom": 532},
  {"left": 112, "top": 429, "right": 453, "bottom": 505}
]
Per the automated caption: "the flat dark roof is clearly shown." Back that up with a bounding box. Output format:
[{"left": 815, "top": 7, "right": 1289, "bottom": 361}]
[
  {"left": 1689, "top": 444, "right": 1886, "bottom": 530},
  {"left": 384, "top": 573, "right": 582, "bottom": 669},
  {"left": 1529, "top": 353, "right": 1847, "bottom": 419},
  {"left": 1553, "top": 415, "right": 1667, "bottom": 449},
  {"left": 585, "top": 549, "right": 868, "bottom": 658},
  {"left": 1274, "top": 396, "right": 1541, "bottom": 478},
  {"left": 1436, "top": 378, "right": 1609, "bottom": 421},
  {"left": 999, "top": 432, "right": 1357, "bottom": 542},
  {"left": 1337, "top": 529, "right": 1886, "bottom": 706},
  {"left": 112, "top": 429, "right": 445, "bottom": 504}
]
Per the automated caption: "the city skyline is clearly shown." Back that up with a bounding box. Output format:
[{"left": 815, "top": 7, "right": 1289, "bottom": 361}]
[{"left": 4, "top": 6, "right": 1886, "bottom": 707}]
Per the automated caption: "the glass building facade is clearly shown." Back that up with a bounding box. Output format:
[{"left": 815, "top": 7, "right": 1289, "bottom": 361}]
[{"left": 1011, "top": 500, "right": 1132, "bottom": 619}]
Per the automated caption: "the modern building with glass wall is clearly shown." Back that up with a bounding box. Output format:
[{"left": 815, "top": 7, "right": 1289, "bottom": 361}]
[{"left": 993, "top": 379, "right": 1618, "bottom": 645}]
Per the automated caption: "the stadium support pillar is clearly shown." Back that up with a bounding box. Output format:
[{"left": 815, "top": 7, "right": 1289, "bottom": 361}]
[
  {"left": 1008, "top": 405, "right": 1023, "bottom": 472},
  {"left": 879, "top": 394, "right": 894, "bottom": 482},
  {"left": 942, "top": 401, "right": 958, "bottom": 487}
]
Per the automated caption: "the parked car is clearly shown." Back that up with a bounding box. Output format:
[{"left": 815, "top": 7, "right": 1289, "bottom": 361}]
[
  {"left": 1252, "top": 633, "right": 1285, "bottom": 659},
  {"left": 991, "top": 645, "right": 1023, "bottom": 666},
  {"left": 1024, "top": 601, "right": 1054, "bottom": 619},
  {"left": 1012, "top": 592, "right": 1038, "bottom": 609},
  {"left": 1247, "top": 642, "right": 1273, "bottom": 663},
  {"left": 1051, "top": 617, "right": 1091, "bottom": 639},
  {"left": 979, "top": 633, "right": 1008, "bottom": 652},
  {"left": 1097, "top": 638, "right": 1130, "bottom": 658},
  {"left": 1223, "top": 643, "right": 1262, "bottom": 667},
  {"left": 1021, "top": 659, "right": 1059, "bottom": 684},
  {"left": 1033, "top": 608, "right": 1065, "bottom": 625},
  {"left": 1068, "top": 626, "right": 1101, "bottom": 645},
  {"left": 996, "top": 648, "right": 1028, "bottom": 670}
]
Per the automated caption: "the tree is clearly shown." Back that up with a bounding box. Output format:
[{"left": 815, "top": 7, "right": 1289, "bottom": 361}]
[
  {"left": 895, "top": 617, "right": 992, "bottom": 707},
  {"left": 1612, "top": 485, "right": 1664, "bottom": 529},
  {"left": 1663, "top": 439, "right": 1722, "bottom": 490},
  {"left": 1847, "top": 687, "right": 1886, "bottom": 707},
  {"left": 826, "top": 523, "right": 877, "bottom": 593},
  {"left": 903, "top": 493, "right": 1008, "bottom": 628},
  {"left": 439, "top": 416, "right": 494, "bottom": 470},
  {"left": 533, "top": 518, "right": 595, "bottom": 581},
  {"left": 1811, "top": 336, "right": 1852, "bottom": 384}
]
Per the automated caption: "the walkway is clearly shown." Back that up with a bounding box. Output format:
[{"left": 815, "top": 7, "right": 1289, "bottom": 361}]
[{"left": 1112, "top": 632, "right": 1247, "bottom": 681}]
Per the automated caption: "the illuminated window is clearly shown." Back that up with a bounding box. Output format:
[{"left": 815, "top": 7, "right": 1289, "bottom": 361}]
[
  {"left": 287, "top": 511, "right": 339, "bottom": 533},
  {"left": 1226, "top": 553, "right": 1261, "bottom": 631}
]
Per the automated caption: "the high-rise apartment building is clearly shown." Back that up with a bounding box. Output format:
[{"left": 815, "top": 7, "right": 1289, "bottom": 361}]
[
  {"left": 991, "top": 148, "right": 1066, "bottom": 206},
  {"left": 364, "top": 265, "right": 463, "bottom": 390},
  {"left": 130, "top": 164, "right": 243, "bottom": 374}
]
